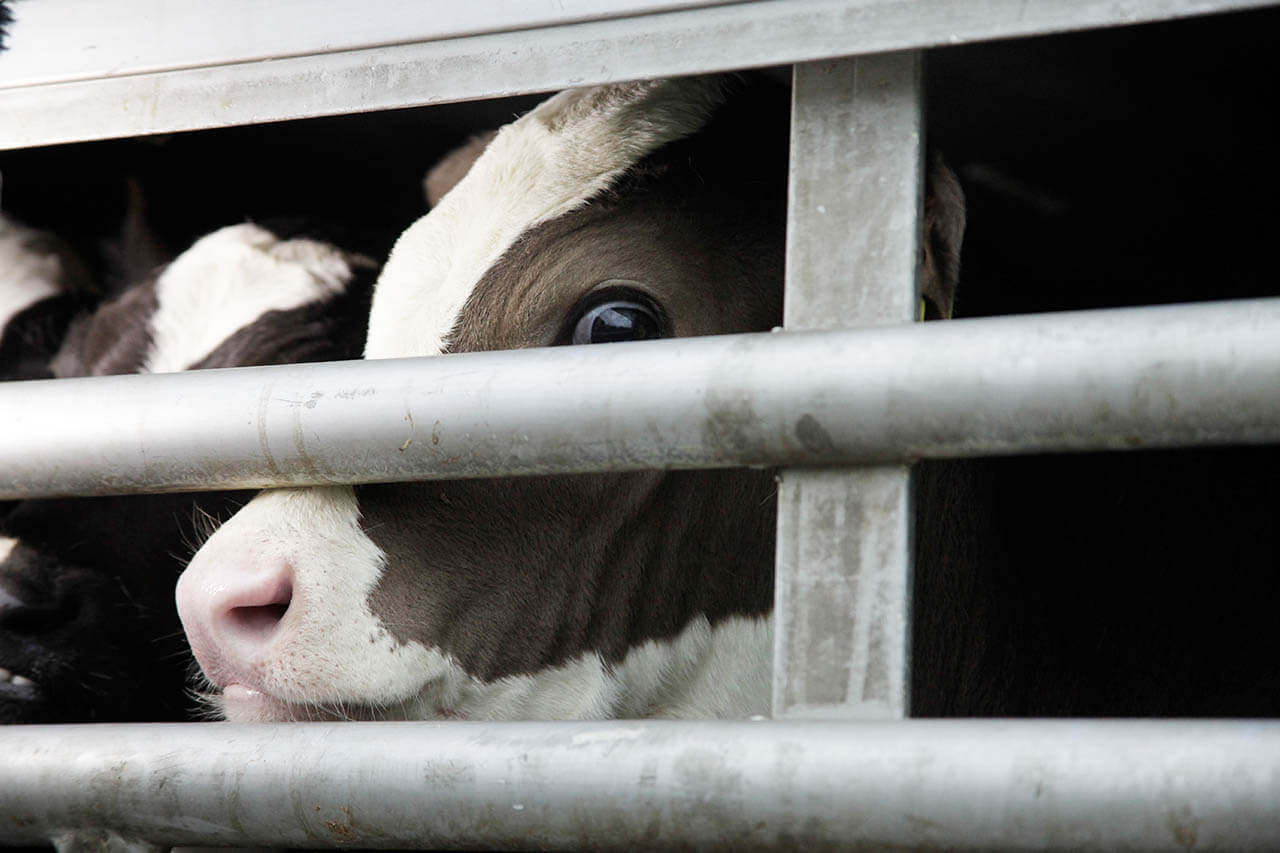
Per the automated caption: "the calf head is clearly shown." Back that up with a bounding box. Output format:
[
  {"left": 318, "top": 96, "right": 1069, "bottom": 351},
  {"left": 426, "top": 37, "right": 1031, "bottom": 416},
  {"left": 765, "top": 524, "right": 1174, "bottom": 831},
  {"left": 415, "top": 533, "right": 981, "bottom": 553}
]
[
  {"left": 178, "top": 75, "right": 964, "bottom": 722},
  {"left": 0, "top": 224, "right": 375, "bottom": 722}
]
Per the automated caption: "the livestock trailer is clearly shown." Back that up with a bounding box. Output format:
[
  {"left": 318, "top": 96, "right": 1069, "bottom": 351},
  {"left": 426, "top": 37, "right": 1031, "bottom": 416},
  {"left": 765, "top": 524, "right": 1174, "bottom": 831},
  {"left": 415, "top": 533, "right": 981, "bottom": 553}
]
[{"left": 2, "top": 0, "right": 1279, "bottom": 849}]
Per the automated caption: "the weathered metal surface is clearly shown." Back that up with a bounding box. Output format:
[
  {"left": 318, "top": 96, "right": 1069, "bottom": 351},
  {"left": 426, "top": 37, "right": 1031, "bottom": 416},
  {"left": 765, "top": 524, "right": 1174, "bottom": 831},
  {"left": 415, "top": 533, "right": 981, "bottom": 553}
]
[
  {"left": 1, "top": 298, "right": 1280, "bottom": 500},
  {"left": 774, "top": 466, "right": 913, "bottom": 718},
  {"left": 0, "top": 0, "right": 1273, "bottom": 148},
  {"left": 772, "top": 53, "right": 921, "bottom": 720},
  {"left": 0, "top": 0, "right": 738, "bottom": 89},
  {"left": 781, "top": 55, "right": 922, "bottom": 330},
  {"left": 3, "top": 720, "right": 1280, "bottom": 850}
]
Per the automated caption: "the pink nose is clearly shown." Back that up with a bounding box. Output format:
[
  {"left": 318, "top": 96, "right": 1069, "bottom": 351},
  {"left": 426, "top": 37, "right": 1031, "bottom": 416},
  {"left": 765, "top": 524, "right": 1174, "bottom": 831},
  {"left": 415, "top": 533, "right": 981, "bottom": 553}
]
[{"left": 175, "top": 545, "right": 294, "bottom": 689}]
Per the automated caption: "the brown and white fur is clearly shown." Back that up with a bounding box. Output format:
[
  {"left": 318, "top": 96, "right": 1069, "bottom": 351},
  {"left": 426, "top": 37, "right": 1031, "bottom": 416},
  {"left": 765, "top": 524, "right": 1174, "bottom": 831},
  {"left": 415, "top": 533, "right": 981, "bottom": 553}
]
[{"left": 176, "top": 75, "right": 965, "bottom": 722}]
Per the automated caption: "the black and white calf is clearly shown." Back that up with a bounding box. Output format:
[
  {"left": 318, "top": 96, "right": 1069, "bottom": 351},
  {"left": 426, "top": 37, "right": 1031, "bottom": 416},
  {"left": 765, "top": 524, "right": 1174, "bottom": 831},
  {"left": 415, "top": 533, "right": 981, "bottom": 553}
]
[
  {"left": 0, "top": 223, "right": 375, "bottom": 722},
  {"left": 176, "top": 76, "right": 965, "bottom": 722}
]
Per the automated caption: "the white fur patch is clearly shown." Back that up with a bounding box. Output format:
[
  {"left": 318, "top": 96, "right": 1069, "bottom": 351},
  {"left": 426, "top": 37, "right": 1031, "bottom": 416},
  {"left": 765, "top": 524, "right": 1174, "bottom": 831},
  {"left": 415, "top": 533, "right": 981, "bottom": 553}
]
[
  {"left": 0, "top": 536, "right": 17, "bottom": 564},
  {"left": 0, "top": 216, "right": 69, "bottom": 333},
  {"left": 364, "top": 76, "right": 727, "bottom": 360},
  {"left": 611, "top": 614, "right": 774, "bottom": 719},
  {"left": 399, "top": 613, "right": 773, "bottom": 721},
  {"left": 144, "top": 224, "right": 370, "bottom": 374}
]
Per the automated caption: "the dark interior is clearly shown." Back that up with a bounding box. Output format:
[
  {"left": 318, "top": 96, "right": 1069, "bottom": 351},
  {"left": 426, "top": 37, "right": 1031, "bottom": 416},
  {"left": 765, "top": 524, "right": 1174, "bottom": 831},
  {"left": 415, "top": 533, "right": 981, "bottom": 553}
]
[{"left": 919, "top": 7, "right": 1280, "bottom": 716}]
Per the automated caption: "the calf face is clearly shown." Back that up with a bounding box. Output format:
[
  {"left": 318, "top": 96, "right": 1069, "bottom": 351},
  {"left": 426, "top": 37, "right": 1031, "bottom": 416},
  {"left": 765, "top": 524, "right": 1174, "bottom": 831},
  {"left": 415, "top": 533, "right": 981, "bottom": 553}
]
[
  {"left": 177, "top": 76, "right": 965, "bottom": 722},
  {"left": 0, "top": 224, "right": 375, "bottom": 723}
]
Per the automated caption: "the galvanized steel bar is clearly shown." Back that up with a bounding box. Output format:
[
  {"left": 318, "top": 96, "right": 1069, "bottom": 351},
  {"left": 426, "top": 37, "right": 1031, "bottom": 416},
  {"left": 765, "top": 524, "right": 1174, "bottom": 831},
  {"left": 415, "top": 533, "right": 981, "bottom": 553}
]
[
  {"left": 772, "top": 53, "right": 921, "bottom": 720},
  {"left": 2, "top": 720, "right": 1279, "bottom": 850},
  {"left": 779, "top": 57, "right": 923, "bottom": 328},
  {"left": 1, "top": 298, "right": 1280, "bottom": 500},
  {"left": 0, "top": 0, "right": 1274, "bottom": 149}
]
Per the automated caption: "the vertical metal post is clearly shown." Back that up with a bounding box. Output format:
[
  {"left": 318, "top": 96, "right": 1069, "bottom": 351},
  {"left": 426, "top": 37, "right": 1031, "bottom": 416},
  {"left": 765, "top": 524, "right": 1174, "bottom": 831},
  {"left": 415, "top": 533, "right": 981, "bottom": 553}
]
[{"left": 772, "top": 52, "right": 923, "bottom": 720}]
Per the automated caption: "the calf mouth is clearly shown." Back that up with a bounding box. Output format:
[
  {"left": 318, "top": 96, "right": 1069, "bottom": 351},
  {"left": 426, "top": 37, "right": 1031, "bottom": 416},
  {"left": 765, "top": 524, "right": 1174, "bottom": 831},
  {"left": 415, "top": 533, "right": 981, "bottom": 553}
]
[
  {"left": 1, "top": 589, "right": 189, "bottom": 723},
  {"left": 0, "top": 575, "right": 54, "bottom": 715},
  {"left": 0, "top": 665, "right": 39, "bottom": 702},
  {"left": 0, "top": 658, "right": 52, "bottom": 724},
  {"left": 203, "top": 682, "right": 410, "bottom": 723}
]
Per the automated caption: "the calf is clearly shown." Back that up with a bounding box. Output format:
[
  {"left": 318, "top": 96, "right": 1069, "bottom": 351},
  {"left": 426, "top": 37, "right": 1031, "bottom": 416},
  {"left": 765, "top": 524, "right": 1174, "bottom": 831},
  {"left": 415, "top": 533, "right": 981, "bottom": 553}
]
[
  {"left": 176, "top": 75, "right": 965, "bottom": 722},
  {"left": 0, "top": 223, "right": 375, "bottom": 722}
]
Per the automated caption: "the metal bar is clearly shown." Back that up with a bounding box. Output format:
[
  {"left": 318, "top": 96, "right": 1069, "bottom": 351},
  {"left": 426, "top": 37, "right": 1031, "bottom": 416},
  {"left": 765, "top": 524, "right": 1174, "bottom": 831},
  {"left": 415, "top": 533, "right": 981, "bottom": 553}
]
[
  {"left": 2, "top": 298, "right": 1279, "bottom": 500},
  {"left": 781, "top": 56, "right": 923, "bottom": 329},
  {"left": 1, "top": 0, "right": 1273, "bottom": 149},
  {"left": 2, "top": 720, "right": 1279, "bottom": 850},
  {"left": 772, "top": 54, "right": 921, "bottom": 720}
]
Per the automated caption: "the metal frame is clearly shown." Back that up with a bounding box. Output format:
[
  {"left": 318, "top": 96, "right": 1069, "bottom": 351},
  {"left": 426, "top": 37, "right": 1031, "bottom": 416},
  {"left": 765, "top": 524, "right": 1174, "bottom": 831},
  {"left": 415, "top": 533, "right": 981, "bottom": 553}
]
[
  {"left": 1, "top": 0, "right": 1275, "bottom": 150},
  {"left": 2, "top": 1, "right": 1279, "bottom": 849},
  {"left": 773, "top": 52, "right": 922, "bottom": 721}
]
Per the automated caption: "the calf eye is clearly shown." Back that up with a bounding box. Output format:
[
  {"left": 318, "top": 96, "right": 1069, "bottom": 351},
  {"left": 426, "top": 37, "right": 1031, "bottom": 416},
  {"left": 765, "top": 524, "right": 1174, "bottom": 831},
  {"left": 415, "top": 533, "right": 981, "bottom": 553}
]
[
  {"left": 573, "top": 300, "right": 664, "bottom": 344},
  {"left": 567, "top": 283, "right": 669, "bottom": 345}
]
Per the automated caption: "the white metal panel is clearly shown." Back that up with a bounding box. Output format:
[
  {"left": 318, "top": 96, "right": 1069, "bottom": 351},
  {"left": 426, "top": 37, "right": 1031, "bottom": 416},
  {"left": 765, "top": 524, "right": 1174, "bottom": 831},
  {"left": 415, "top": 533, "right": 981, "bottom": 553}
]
[
  {"left": 0, "top": 0, "right": 1273, "bottom": 149},
  {"left": 0, "top": 0, "right": 739, "bottom": 88},
  {"left": 772, "top": 53, "right": 920, "bottom": 720}
]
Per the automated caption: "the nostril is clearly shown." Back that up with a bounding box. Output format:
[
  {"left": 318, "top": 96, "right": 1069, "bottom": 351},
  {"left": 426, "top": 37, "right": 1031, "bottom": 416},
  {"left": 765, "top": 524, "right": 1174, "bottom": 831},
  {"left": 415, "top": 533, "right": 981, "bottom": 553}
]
[
  {"left": 223, "top": 576, "right": 292, "bottom": 642},
  {"left": 228, "top": 602, "right": 289, "bottom": 637}
]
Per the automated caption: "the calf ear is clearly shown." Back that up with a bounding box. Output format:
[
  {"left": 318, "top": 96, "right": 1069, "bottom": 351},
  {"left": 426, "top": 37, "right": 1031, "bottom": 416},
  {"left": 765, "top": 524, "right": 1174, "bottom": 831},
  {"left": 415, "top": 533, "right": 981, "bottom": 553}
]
[
  {"left": 423, "top": 130, "right": 499, "bottom": 208},
  {"left": 105, "top": 177, "right": 171, "bottom": 296},
  {"left": 921, "top": 155, "right": 966, "bottom": 320}
]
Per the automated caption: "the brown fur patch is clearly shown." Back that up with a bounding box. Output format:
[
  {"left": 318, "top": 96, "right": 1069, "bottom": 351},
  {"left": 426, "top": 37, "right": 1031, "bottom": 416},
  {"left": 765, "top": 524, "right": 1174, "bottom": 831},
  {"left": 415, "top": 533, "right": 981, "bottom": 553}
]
[
  {"left": 361, "top": 79, "right": 790, "bottom": 680},
  {"left": 359, "top": 78, "right": 966, "bottom": 685}
]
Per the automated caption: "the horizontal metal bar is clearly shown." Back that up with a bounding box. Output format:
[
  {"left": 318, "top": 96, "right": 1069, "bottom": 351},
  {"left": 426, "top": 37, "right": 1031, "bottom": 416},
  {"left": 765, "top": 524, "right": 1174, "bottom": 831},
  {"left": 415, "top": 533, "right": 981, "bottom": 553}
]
[
  {"left": 1, "top": 0, "right": 1273, "bottom": 149},
  {"left": 2, "top": 720, "right": 1278, "bottom": 849},
  {"left": 2, "top": 298, "right": 1279, "bottom": 500}
]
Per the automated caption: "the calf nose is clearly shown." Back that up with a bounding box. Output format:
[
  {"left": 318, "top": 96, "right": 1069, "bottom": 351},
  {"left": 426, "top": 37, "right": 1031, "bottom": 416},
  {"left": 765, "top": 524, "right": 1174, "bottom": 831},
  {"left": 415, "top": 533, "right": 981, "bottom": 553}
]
[{"left": 176, "top": 546, "right": 293, "bottom": 687}]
